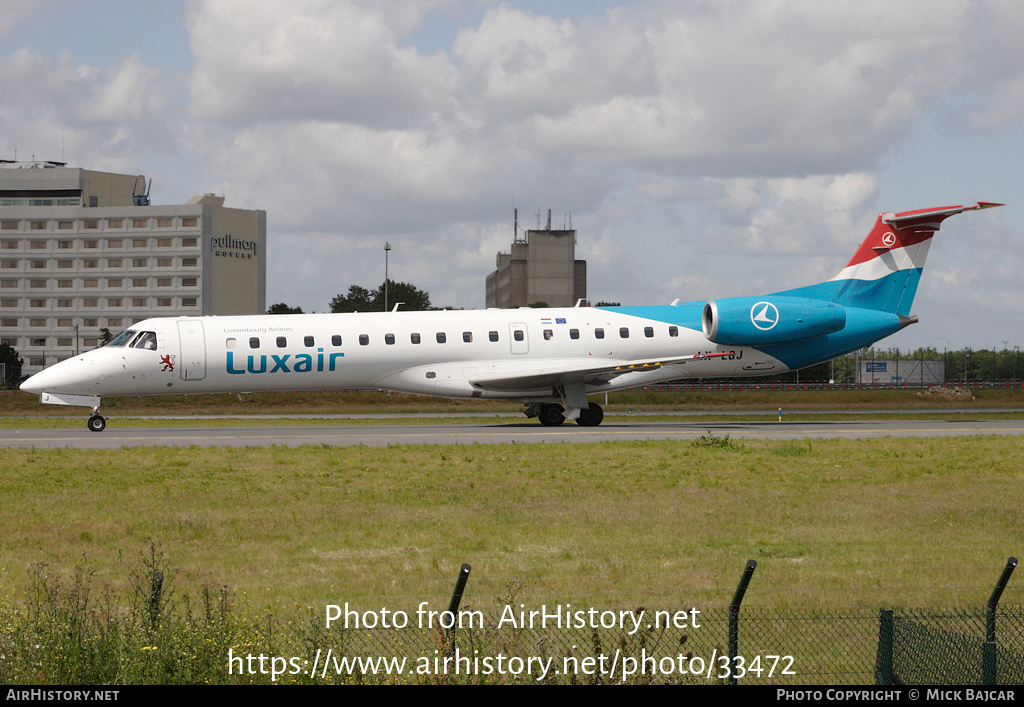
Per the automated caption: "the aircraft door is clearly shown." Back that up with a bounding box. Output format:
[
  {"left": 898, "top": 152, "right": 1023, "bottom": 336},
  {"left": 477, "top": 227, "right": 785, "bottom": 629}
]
[
  {"left": 509, "top": 322, "right": 529, "bottom": 355},
  {"left": 177, "top": 320, "right": 207, "bottom": 381}
]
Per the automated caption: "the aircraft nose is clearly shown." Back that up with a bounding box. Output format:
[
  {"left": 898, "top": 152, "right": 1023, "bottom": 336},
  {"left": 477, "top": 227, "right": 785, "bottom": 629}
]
[
  {"left": 19, "top": 377, "right": 39, "bottom": 395},
  {"left": 19, "top": 357, "right": 90, "bottom": 396},
  {"left": 20, "top": 366, "right": 60, "bottom": 395}
]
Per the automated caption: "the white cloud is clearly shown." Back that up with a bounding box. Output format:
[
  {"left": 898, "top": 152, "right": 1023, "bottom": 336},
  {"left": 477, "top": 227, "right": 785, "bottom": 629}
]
[
  {"left": 186, "top": 0, "right": 456, "bottom": 126},
  {"left": 697, "top": 174, "right": 878, "bottom": 257},
  {"left": 0, "top": 48, "right": 172, "bottom": 168},
  {"left": 522, "top": 1, "right": 981, "bottom": 174},
  {"left": 0, "top": 0, "right": 54, "bottom": 39}
]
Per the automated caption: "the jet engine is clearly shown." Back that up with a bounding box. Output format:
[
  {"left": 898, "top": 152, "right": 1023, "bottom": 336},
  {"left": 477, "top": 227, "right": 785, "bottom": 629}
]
[{"left": 702, "top": 296, "right": 846, "bottom": 346}]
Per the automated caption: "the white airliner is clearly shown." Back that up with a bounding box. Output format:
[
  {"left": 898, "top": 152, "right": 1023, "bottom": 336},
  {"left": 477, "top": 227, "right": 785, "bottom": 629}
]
[{"left": 21, "top": 202, "right": 1000, "bottom": 431}]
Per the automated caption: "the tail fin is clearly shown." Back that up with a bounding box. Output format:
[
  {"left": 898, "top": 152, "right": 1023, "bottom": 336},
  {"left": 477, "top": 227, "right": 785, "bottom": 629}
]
[{"left": 827, "top": 202, "right": 1001, "bottom": 315}]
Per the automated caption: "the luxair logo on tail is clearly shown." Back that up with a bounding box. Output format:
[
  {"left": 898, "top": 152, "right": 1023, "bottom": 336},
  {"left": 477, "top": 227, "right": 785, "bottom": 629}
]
[
  {"left": 226, "top": 348, "right": 344, "bottom": 375},
  {"left": 750, "top": 302, "right": 779, "bottom": 331}
]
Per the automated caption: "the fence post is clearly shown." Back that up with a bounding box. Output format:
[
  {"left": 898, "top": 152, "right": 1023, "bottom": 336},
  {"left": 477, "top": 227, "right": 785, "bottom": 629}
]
[
  {"left": 984, "top": 557, "right": 1017, "bottom": 685},
  {"left": 875, "top": 609, "right": 896, "bottom": 685},
  {"left": 728, "top": 559, "right": 757, "bottom": 685},
  {"left": 445, "top": 563, "right": 472, "bottom": 650}
]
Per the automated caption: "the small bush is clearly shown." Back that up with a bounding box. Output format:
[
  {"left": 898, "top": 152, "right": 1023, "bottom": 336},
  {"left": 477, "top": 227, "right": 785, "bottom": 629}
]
[{"left": 694, "top": 431, "right": 736, "bottom": 449}]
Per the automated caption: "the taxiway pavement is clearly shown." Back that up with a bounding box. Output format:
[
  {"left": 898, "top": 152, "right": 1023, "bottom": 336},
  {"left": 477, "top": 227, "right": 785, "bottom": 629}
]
[{"left": 1, "top": 415, "right": 1022, "bottom": 449}]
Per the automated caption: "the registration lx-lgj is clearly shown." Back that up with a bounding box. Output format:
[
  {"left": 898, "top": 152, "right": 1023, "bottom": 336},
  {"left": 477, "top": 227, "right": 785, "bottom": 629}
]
[{"left": 20, "top": 202, "right": 999, "bottom": 431}]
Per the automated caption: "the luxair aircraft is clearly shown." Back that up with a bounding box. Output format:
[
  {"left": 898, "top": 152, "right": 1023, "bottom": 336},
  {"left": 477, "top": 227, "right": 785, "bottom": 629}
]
[{"left": 21, "top": 202, "right": 1000, "bottom": 432}]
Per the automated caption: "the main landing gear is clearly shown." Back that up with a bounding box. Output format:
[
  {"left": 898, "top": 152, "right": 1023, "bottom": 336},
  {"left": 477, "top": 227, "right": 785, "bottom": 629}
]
[
  {"left": 534, "top": 402, "right": 605, "bottom": 427},
  {"left": 576, "top": 403, "right": 604, "bottom": 427},
  {"left": 538, "top": 403, "right": 566, "bottom": 427}
]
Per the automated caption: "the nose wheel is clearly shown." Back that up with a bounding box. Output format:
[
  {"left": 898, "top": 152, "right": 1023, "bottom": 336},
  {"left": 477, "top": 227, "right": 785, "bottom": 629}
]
[{"left": 87, "top": 414, "right": 106, "bottom": 433}]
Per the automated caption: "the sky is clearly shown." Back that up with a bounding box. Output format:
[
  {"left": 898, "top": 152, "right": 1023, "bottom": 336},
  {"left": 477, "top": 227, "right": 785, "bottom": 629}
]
[{"left": 2, "top": 0, "right": 1022, "bottom": 351}]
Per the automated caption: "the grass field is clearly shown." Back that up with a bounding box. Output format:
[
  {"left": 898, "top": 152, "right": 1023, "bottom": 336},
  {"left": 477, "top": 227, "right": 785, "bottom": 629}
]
[
  {"left": 2, "top": 435, "right": 1021, "bottom": 614},
  {"left": 2, "top": 389, "right": 1022, "bottom": 684}
]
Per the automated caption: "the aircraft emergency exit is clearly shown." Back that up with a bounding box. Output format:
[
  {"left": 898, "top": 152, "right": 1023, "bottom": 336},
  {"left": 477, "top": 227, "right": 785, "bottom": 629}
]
[{"left": 20, "top": 202, "right": 1000, "bottom": 431}]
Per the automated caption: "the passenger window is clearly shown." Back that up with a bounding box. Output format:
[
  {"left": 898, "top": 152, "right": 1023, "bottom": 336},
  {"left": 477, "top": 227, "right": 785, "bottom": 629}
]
[
  {"left": 488, "top": 331, "right": 499, "bottom": 342},
  {"left": 644, "top": 327, "right": 654, "bottom": 338},
  {"left": 619, "top": 327, "right": 630, "bottom": 338},
  {"left": 463, "top": 331, "right": 473, "bottom": 343},
  {"left": 332, "top": 335, "right": 342, "bottom": 346},
  {"left": 359, "top": 334, "right": 369, "bottom": 346},
  {"left": 570, "top": 329, "right": 579, "bottom": 340},
  {"left": 249, "top": 337, "right": 260, "bottom": 349},
  {"left": 304, "top": 336, "right": 315, "bottom": 347},
  {"left": 513, "top": 330, "right": 524, "bottom": 342},
  {"left": 595, "top": 328, "right": 604, "bottom": 339},
  {"left": 411, "top": 333, "right": 421, "bottom": 344},
  {"left": 276, "top": 336, "right": 287, "bottom": 348},
  {"left": 436, "top": 332, "right": 446, "bottom": 343},
  {"left": 543, "top": 329, "right": 553, "bottom": 340},
  {"left": 669, "top": 326, "right": 678, "bottom": 337},
  {"left": 385, "top": 333, "right": 395, "bottom": 345},
  {"left": 225, "top": 338, "right": 237, "bottom": 350}
]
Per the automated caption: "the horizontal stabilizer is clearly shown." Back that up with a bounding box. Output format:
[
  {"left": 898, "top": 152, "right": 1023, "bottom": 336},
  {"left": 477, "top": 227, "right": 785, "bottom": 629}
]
[{"left": 882, "top": 201, "right": 1003, "bottom": 229}]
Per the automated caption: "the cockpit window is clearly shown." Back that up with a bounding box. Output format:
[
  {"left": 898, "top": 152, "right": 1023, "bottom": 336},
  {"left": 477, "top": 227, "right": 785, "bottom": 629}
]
[
  {"left": 130, "top": 331, "right": 158, "bottom": 350},
  {"left": 107, "top": 329, "right": 137, "bottom": 347}
]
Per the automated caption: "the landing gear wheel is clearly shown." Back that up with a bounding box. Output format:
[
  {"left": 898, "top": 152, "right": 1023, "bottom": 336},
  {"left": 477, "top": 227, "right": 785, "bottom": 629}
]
[
  {"left": 87, "top": 414, "right": 106, "bottom": 433},
  {"left": 538, "top": 404, "right": 565, "bottom": 427},
  {"left": 576, "top": 403, "right": 604, "bottom": 427}
]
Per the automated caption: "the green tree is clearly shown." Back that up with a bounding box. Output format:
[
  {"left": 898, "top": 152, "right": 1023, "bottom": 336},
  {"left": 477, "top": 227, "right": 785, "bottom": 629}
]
[
  {"left": 0, "top": 343, "right": 23, "bottom": 388},
  {"left": 381, "top": 280, "right": 431, "bottom": 311},
  {"left": 267, "top": 302, "right": 304, "bottom": 314},
  {"left": 330, "top": 281, "right": 431, "bottom": 313},
  {"left": 329, "top": 285, "right": 376, "bottom": 313}
]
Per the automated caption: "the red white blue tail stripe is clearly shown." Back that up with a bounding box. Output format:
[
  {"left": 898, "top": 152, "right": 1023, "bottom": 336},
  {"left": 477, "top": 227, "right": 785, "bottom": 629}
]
[{"left": 781, "top": 202, "right": 1001, "bottom": 316}]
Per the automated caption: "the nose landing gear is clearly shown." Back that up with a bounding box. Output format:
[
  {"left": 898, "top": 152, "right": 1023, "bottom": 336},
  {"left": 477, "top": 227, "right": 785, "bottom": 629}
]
[{"left": 87, "top": 404, "right": 106, "bottom": 432}]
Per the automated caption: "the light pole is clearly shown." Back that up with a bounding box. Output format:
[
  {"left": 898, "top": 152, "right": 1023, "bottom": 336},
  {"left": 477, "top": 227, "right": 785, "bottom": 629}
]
[{"left": 384, "top": 242, "right": 391, "bottom": 312}]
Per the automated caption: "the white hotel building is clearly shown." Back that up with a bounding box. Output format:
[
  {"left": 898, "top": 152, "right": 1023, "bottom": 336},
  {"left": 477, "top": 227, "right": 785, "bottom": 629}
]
[{"left": 0, "top": 162, "right": 266, "bottom": 375}]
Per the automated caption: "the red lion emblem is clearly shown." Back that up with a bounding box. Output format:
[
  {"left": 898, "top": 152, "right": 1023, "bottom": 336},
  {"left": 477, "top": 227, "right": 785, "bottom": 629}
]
[{"left": 160, "top": 354, "right": 175, "bottom": 372}]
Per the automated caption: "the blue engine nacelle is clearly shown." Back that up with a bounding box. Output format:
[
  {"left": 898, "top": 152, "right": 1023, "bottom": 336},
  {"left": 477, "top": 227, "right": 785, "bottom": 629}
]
[{"left": 702, "top": 296, "right": 846, "bottom": 346}]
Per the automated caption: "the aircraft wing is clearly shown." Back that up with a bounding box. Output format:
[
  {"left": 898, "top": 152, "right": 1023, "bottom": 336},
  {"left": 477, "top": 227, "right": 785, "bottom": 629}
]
[{"left": 467, "top": 351, "right": 730, "bottom": 392}]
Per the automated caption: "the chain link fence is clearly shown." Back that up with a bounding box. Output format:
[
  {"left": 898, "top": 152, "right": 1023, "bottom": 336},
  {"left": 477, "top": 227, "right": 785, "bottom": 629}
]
[
  {"left": 303, "top": 604, "right": 1024, "bottom": 685},
  {"left": 4, "top": 558, "right": 1020, "bottom": 684},
  {"left": 876, "top": 607, "right": 1024, "bottom": 685}
]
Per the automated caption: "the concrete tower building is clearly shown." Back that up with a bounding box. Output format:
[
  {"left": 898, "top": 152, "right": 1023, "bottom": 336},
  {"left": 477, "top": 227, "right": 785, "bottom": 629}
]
[{"left": 486, "top": 209, "right": 587, "bottom": 309}]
